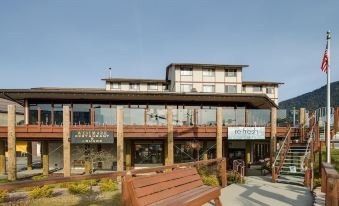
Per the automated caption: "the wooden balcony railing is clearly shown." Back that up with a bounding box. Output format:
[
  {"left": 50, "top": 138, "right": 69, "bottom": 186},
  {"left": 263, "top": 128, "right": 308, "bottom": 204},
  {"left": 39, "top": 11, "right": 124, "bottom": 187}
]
[{"left": 321, "top": 162, "right": 339, "bottom": 206}]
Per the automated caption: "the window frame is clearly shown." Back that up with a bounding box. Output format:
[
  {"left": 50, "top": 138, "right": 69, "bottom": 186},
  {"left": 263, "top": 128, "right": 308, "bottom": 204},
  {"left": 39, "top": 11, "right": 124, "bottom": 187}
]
[
  {"left": 129, "top": 83, "right": 140, "bottom": 91},
  {"left": 225, "top": 85, "right": 237, "bottom": 93},
  {"left": 147, "top": 83, "right": 158, "bottom": 91},
  {"left": 202, "top": 67, "right": 215, "bottom": 77},
  {"left": 225, "top": 69, "right": 237, "bottom": 77},
  {"left": 253, "top": 86, "right": 263, "bottom": 92},
  {"left": 180, "top": 67, "right": 193, "bottom": 76},
  {"left": 202, "top": 85, "right": 216, "bottom": 93},
  {"left": 111, "top": 82, "right": 121, "bottom": 90},
  {"left": 266, "top": 87, "right": 275, "bottom": 94},
  {"left": 180, "top": 84, "right": 193, "bottom": 92}
]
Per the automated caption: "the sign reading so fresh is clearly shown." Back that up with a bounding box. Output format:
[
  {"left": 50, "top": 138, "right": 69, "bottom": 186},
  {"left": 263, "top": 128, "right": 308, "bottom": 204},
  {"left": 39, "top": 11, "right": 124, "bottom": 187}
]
[
  {"left": 228, "top": 127, "right": 265, "bottom": 140},
  {"left": 71, "top": 130, "right": 114, "bottom": 144}
]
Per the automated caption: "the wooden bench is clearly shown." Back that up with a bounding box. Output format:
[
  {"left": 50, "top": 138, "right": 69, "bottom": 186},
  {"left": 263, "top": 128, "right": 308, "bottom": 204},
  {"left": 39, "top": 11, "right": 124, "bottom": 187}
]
[{"left": 123, "top": 167, "right": 222, "bottom": 206}]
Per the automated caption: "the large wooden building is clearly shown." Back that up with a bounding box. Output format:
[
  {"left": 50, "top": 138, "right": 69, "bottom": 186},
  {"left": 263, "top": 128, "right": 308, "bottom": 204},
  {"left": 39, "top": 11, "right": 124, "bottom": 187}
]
[{"left": 0, "top": 63, "right": 291, "bottom": 179}]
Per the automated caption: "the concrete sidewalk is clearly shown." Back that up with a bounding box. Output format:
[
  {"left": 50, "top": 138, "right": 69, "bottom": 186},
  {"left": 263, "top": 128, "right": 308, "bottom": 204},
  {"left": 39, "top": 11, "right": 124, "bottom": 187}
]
[{"left": 206, "top": 176, "right": 313, "bottom": 206}]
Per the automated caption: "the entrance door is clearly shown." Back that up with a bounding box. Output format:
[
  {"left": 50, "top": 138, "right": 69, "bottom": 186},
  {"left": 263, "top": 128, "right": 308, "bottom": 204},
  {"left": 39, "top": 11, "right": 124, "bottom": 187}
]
[
  {"left": 228, "top": 149, "right": 245, "bottom": 169},
  {"left": 134, "top": 143, "right": 164, "bottom": 168}
]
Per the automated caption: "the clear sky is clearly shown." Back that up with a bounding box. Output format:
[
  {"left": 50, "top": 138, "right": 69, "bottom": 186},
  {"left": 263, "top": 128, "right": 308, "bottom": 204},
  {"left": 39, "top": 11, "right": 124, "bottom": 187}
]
[{"left": 0, "top": 0, "right": 338, "bottom": 101}]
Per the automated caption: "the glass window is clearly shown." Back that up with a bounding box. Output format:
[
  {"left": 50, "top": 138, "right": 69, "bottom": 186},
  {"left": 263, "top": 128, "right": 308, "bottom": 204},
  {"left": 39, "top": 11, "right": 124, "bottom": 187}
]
[
  {"left": 134, "top": 144, "right": 163, "bottom": 164},
  {"left": 225, "top": 85, "right": 237, "bottom": 93},
  {"left": 73, "top": 104, "right": 91, "bottom": 125},
  {"left": 53, "top": 104, "right": 63, "bottom": 125},
  {"left": 202, "top": 68, "right": 215, "bottom": 77},
  {"left": 180, "top": 84, "right": 192, "bottom": 92},
  {"left": 147, "top": 108, "right": 167, "bottom": 125},
  {"left": 180, "top": 67, "right": 192, "bottom": 76},
  {"left": 93, "top": 105, "right": 116, "bottom": 125},
  {"left": 29, "top": 104, "right": 38, "bottom": 125},
  {"left": 253, "top": 86, "right": 262, "bottom": 92},
  {"left": 225, "top": 69, "right": 237, "bottom": 77},
  {"left": 266, "top": 87, "right": 274, "bottom": 94},
  {"left": 147, "top": 83, "right": 158, "bottom": 91},
  {"left": 203, "top": 85, "right": 215, "bottom": 93},
  {"left": 242, "top": 86, "right": 246, "bottom": 92},
  {"left": 39, "top": 104, "right": 52, "bottom": 125},
  {"left": 124, "top": 108, "right": 144, "bottom": 125},
  {"left": 111, "top": 82, "right": 121, "bottom": 89},
  {"left": 129, "top": 83, "right": 140, "bottom": 90}
]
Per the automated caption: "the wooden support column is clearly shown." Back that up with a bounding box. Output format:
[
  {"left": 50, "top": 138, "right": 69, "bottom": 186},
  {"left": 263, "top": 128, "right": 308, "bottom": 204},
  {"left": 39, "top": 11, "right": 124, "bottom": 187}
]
[
  {"left": 117, "top": 106, "right": 124, "bottom": 172},
  {"left": 334, "top": 107, "right": 339, "bottom": 133},
  {"left": 166, "top": 107, "right": 174, "bottom": 165},
  {"left": 42, "top": 141, "right": 49, "bottom": 176},
  {"left": 125, "top": 140, "right": 132, "bottom": 170},
  {"left": 24, "top": 99, "right": 29, "bottom": 125},
  {"left": 27, "top": 141, "right": 32, "bottom": 171},
  {"left": 300, "top": 108, "right": 306, "bottom": 141},
  {"left": 217, "top": 107, "right": 223, "bottom": 159},
  {"left": 63, "top": 106, "right": 71, "bottom": 177},
  {"left": 0, "top": 140, "right": 5, "bottom": 175},
  {"left": 270, "top": 107, "right": 277, "bottom": 163},
  {"left": 7, "top": 105, "right": 16, "bottom": 181},
  {"left": 245, "top": 141, "right": 251, "bottom": 165},
  {"left": 203, "top": 141, "right": 208, "bottom": 160}
]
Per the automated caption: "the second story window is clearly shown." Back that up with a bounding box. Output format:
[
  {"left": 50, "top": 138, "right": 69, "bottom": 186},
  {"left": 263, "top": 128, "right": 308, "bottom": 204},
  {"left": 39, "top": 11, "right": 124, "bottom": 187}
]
[
  {"left": 129, "top": 83, "right": 140, "bottom": 90},
  {"left": 181, "top": 84, "right": 193, "bottom": 92},
  {"left": 253, "top": 86, "right": 262, "bottom": 92},
  {"left": 202, "top": 68, "right": 215, "bottom": 77},
  {"left": 203, "top": 85, "right": 215, "bottom": 93},
  {"left": 242, "top": 86, "right": 246, "bottom": 92},
  {"left": 225, "top": 85, "right": 237, "bottom": 93},
  {"left": 266, "top": 87, "right": 274, "bottom": 94},
  {"left": 180, "top": 67, "right": 193, "bottom": 76},
  {"left": 148, "top": 83, "right": 158, "bottom": 91},
  {"left": 111, "top": 82, "right": 121, "bottom": 89},
  {"left": 225, "top": 69, "right": 237, "bottom": 77}
]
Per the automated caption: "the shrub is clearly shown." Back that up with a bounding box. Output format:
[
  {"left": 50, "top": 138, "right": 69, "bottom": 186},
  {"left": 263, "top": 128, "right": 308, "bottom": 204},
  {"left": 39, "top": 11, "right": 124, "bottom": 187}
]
[
  {"left": 227, "top": 172, "right": 244, "bottom": 185},
  {"left": 67, "top": 183, "right": 90, "bottom": 195},
  {"left": 79, "top": 179, "right": 98, "bottom": 187},
  {"left": 29, "top": 185, "right": 53, "bottom": 199},
  {"left": 32, "top": 175, "right": 48, "bottom": 181},
  {"left": 0, "top": 190, "right": 8, "bottom": 203},
  {"left": 314, "top": 178, "right": 321, "bottom": 187},
  {"left": 201, "top": 175, "right": 220, "bottom": 187},
  {"left": 99, "top": 178, "right": 118, "bottom": 192}
]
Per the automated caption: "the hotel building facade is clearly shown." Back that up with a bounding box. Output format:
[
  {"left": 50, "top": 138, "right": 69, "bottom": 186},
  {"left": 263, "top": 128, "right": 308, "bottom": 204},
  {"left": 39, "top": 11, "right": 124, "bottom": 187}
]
[{"left": 0, "top": 63, "right": 291, "bottom": 178}]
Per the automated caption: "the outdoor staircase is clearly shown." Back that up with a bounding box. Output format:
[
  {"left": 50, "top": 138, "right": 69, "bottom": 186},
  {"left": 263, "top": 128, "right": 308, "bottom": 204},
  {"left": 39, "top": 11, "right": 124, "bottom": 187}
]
[{"left": 276, "top": 143, "right": 309, "bottom": 185}]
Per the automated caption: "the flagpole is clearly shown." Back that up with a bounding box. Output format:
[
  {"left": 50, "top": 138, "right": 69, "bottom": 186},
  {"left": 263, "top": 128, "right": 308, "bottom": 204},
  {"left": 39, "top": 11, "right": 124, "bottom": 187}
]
[{"left": 326, "top": 30, "right": 331, "bottom": 164}]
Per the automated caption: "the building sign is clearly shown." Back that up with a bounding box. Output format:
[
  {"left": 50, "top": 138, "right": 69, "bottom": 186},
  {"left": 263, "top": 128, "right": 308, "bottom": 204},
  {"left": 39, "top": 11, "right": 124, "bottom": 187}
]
[
  {"left": 228, "top": 127, "right": 265, "bottom": 140},
  {"left": 71, "top": 130, "right": 114, "bottom": 144}
]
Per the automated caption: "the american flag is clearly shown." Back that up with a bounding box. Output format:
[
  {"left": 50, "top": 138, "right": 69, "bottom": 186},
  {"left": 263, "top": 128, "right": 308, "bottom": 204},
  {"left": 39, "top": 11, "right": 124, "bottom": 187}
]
[{"left": 321, "top": 44, "right": 329, "bottom": 73}]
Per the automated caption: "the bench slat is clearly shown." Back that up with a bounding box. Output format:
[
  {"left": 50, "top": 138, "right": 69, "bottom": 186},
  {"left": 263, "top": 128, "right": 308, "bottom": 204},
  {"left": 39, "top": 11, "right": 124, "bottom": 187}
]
[
  {"left": 149, "top": 186, "right": 220, "bottom": 206},
  {"left": 132, "top": 168, "right": 197, "bottom": 188},
  {"left": 135, "top": 173, "right": 202, "bottom": 198},
  {"left": 138, "top": 179, "right": 203, "bottom": 206}
]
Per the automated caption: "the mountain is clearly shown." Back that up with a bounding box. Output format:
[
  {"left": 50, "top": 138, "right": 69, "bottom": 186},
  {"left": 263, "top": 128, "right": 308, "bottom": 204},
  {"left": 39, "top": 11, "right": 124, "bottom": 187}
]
[{"left": 279, "top": 81, "right": 339, "bottom": 111}]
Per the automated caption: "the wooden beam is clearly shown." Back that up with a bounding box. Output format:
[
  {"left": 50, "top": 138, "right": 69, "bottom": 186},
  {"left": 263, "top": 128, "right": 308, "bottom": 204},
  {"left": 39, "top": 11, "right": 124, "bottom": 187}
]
[
  {"left": 42, "top": 141, "right": 49, "bottom": 176},
  {"left": 166, "top": 107, "right": 174, "bottom": 165},
  {"left": 27, "top": 141, "right": 32, "bottom": 171},
  {"left": 117, "top": 106, "right": 124, "bottom": 172},
  {"left": 0, "top": 140, "right": 5, "bottom": 175},
  {"left": 270, "top": 107, "right": 277, "bottom": 163},
  {"left": 63, "top": 106, "right": 71, "bottom": 177},
  {"left": 216, "top": 107, "right": 222, "bottom": 159}
]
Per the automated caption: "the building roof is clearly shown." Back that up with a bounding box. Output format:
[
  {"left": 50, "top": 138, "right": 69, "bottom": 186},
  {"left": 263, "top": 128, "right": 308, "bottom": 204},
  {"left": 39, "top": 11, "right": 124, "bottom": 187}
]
[
  {"left": 0, "top": 88, "right": 278, "bottom": 109},
  {"left": 166, "top": 63, "right": 249, "bottom": 80},
  {"left": 242, "top": 81, "right": 284, "bottom": 86},
  {"left": 102, "top": 78, "right": 170, "bottom": 84}
]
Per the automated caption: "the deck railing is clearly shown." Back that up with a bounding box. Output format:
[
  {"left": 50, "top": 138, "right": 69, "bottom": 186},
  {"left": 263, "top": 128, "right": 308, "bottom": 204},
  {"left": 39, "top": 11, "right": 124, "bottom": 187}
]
[{"left": 321, "top": 162, "right": 339, "bottom": 206}]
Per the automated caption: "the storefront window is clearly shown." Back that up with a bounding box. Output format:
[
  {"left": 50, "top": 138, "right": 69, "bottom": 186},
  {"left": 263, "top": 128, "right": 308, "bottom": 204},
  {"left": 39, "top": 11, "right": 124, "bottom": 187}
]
[
  {"left": 134, "top": 144, "right": 163, "bottom": 164},
  {"left": 197, "top": 109, "right": 216, "bottom": 126},
  {"left": 124, "top": 108, "right": 144, "bottom": 125},
  {"left": 94, "top": 105, "right": 116, "bottom": 125},
  {"left": 73, "top": 104, "right": 91, "bottom": 125},
  {"left": 173, "top": 109, "right": 194, "bottom": 126},
  {"left": 29, "top": 104, "right": 38, "bottom": 125},
  {"left": 147, "top": 108, "right": 167, "bottom": 125}
]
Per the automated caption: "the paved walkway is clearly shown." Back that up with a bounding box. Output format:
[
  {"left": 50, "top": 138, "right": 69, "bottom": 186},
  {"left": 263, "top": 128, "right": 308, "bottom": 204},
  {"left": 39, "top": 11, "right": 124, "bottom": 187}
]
[{"left": 207, "top": 176, "right": 313, "bottom": 206}]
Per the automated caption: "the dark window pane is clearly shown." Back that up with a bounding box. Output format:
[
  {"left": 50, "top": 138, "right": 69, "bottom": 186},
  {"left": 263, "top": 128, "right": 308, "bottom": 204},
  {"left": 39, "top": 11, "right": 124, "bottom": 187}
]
[{"left": 73, "top": 104, "right": 91, "bottom": 125}]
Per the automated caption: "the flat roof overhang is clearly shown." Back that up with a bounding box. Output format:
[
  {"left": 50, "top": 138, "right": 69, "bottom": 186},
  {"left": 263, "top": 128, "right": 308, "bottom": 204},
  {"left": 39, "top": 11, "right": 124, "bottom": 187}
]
[{"left": 0, "top": 89, "right": 278, "bottom": 109}]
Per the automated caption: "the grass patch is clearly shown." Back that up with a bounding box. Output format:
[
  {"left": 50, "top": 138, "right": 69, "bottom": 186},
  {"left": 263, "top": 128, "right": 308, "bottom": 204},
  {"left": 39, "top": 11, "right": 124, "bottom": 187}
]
[
  {"left": 0, "top": 179, "right": 11, "bottom": 184},
  {"left": 314, "top": 147, "right": 339, "bottom": 178}
]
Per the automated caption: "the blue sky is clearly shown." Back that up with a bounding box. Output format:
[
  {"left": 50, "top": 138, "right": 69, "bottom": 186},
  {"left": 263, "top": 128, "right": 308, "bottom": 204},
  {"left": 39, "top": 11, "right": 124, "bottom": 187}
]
[{"left": 0, "top": 0, "right": 338, "bottom": 101}]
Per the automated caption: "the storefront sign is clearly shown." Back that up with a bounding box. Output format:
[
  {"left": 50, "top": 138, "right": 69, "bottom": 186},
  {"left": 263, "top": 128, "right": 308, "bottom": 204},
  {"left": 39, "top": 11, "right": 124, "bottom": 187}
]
[
  {"left": 228, "top": 127, "right": 265, "bottom": 140},
  {"left": 71, "top": 130, "right": 114, "bottom": 144}
]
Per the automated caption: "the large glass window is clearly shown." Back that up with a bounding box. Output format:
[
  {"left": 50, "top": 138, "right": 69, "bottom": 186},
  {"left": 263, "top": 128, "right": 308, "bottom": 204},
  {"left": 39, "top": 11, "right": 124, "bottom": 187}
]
[
  {"left": 203, "top": 85, "right": 215, "bottom": 93},
  {"left": 134, "top": 143, "right": 163, "bottom": 164},
  {"left": 73, "top": 104, "right": 91, "bottom": 125},
  {"left": 94, "top": 105, "right": 116, "bottom": 125},
  {"left": 53, "top": 104, "right": 63, "bottom": 125},
  {"left": 124, "top": 108, "right": 144, "bottom": 125},
  {"left": 180, "top": 84, "right": 193, "bottom": 92},
  {"left": 197, "top": 109, "right": 216, "bottom": 126},
  {"left": 39, "top": 104, "right": 52, "bottom": 125},
  {"left": 173, "top": 109, "right": 194, "bottom": 126},
  {"left": 225, "top": 85, "right": 237, "bottom": 93},
  {"left": 180, "top": 67, "right": 192, "bottom": 76},
  {"left": 29, "top": 104, "right": 38, "bottom": 125},
  {"left": 111, "top": 82, "right": 121, "bottom": 90},
  {"left": 202, "top": 68, "right": 215, "bottom": 77},
  {"left": 147, "top": 108, "right": 167, "bottom": 125},
  {"left": 225, "top": 69, "right": 237, "bottom": 77}
]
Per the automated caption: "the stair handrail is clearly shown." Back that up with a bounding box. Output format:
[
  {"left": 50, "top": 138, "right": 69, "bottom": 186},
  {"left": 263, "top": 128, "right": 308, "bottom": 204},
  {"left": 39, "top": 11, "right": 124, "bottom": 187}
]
[
  {"left": 273, "top": 126, "right": 292, "bottom": 167},
  {"left": 302, "top": 122, "right": 315, "bottom": 189}
]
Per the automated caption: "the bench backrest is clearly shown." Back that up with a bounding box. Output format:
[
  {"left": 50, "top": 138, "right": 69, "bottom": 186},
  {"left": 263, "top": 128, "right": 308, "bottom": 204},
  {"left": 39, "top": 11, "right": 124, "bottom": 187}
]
[{"left": 124, "top": 167, "right": 203, "bottom": 206}]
